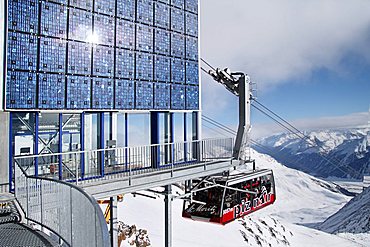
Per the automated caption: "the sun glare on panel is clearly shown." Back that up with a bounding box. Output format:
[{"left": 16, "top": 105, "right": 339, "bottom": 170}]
[{"left": 86, "top": 32, "right": 100, "bottom": 44}]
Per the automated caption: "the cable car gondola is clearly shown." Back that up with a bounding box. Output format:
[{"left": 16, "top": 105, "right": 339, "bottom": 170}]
[{"left": 182, "top": 169, "right": 275, "bottom": 225}]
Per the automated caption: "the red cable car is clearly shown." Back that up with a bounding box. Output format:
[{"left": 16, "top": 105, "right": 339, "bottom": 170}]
[{"left": 182, "top": 169, "right": 276, "bottom": 225}]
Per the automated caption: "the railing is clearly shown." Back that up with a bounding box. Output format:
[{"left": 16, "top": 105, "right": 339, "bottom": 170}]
[
  {"left": 14, "top": 138, "right": 234, "bottom": 182},
  {"left": 14, "top": 162, "right": 110, "bottom": 247}
]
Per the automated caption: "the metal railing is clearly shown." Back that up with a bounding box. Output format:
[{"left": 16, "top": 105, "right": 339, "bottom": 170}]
[
  {"left": 14, "top": 138, "right": 234, "bottom": 182},
  {"left": 14, "top": 162, "right": 110, "bottom": 247}
]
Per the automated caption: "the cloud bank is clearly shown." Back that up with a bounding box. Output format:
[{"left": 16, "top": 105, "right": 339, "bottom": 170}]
[{"left": 200, "top": 0, "right": 370, "bottom": 87}]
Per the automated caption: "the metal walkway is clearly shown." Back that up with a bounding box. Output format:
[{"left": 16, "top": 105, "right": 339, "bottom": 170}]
[
  {"left": 0, "top": 223, "right": 59, "bottom": 247},
  {"left": 80, "top": 159, "right": 236, "bottom": 198}
]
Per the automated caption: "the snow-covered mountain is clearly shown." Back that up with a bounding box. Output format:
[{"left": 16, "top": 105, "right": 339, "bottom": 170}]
[
  {"left": 256, "top": 128, "right": 370, "bottom": 179},
  {"left": 318, "top": 186, "right": 370, "bottom": 234},
  {"left": 115, "top": 150, "right": 369, "bottom": 246}
]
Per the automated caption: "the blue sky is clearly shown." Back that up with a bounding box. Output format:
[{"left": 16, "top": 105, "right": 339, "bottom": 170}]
[{"left": 200, "top": 0, "right": 370, "bottom": 138}]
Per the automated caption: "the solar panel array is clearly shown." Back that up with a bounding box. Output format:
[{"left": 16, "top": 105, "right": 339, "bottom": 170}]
[{"left": 5, "top": 0, "right": 199, "bottom": 110}]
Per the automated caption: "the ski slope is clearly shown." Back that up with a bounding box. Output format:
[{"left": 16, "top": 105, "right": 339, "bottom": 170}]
[{"left": 116, "top": 150, "right": 366, "bottom": 246}]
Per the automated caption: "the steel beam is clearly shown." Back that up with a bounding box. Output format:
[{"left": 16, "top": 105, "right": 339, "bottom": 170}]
[
  {"left": 164, "top": 185, "right": 172, "bottom": 247},
  {"left": 110, "top": 196, "right": 118, "bottom": 247}
]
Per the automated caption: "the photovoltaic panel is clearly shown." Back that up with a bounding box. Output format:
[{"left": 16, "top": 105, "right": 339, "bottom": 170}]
[
  {"left": 171, "top": 32, "right": 185, "bottom": 58},
  {"left": 8, "top": 0, "right": 39, "bottom": 34},
  {"left": 94, "top": 14, "right": 115, "bottom": 46},
  {"left": 154, "top": 83, "right": 170, "bottom": 109},
  {"left": 6, "top": 71, "right": 37, "bottom": 109},
  {"left": 186, "top": 85, "right": 199, "bottom": 110},
  {"left": 7, "top": 32, "right": 38, "bottom": 71},
  {"left": 38, "top": 74, "right": 65, "bottom": 109},
  {"left": 95, "top": 0, "right": 116, "bottom": 16},
  {"left": 171, "top": 58, "right": 185, "bottom": 83},
  {"left": 92, "top": 78, "right": 114, "bottom": 109},
  {"left": 137, "top": 0, "right": 154, "bottom": 25},
  {"left": 136, "top": 81, "right": 154, "bottom": 109},
  {"left": 154, "top": 2, "right": 170, "bottom": 29},
  {"left": 136, "top": 24, "right": 154, "bottom": 52},
  {"left": 116, "top": 49, "right": 135, "bottom": 79},
  {"left": 154, "top": 55, "right": 170, "bottom": 82},
  {"left": 68, "top": 8, "right": 93, "bottom": 42},
  {"left": 186, "top": 61, "right": 199, "bottom": 85},
  {"left": 69, "top": 0, "right": 93, "bottom": 11},
  {"left": 171, "top": 7, "right": 185, "bottom": 33},
  {"left": 171, "top": 84, "right": 185, "bottom": 110},
  {"left": 67, "top": 76, "right": 91, "bottom": 109},
  {"left": 116, "top": 20, "right": 135, "bottom": 49},
  {"left": 93, "top": 45, "right": 114, "bottom": 77},
  {"left": 40, "top": 1, "right": 67, "bottom": 39},
  {"left": 185, "top": 12, "right": 198, "bottom": 37},
  {"left": 117, "top": 0, "right": 136, "bottom": 20},
  {"left": 68, "top": 41, "right": 92, "bottom": 75},
  {"left": 5, "top": 0, "right": 199, "bottom": 111},
  {"left": 115, "top": 79, "right": 135, "bottom": 109},
  {"left": 136, "top": 52, "right": 153, "bottom": 80},
  {"left": 154, "top": 29, "right": 170, "bottom": 55},
  {"left": 186, "top": 36, "right": 198, "bottom": 61},
  {"left": 171, "top": 0, "right": 184, "bottom": 9},
  {"left": 39, "top": 37, "right": 66, "bottom": 73},
  {"left": 185, "top": 0, "right": 198, "bottom": 14}
]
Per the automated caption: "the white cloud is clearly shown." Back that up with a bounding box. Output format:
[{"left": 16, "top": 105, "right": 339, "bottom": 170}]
[
  {"left": 252, "top": 111, "right": 370, "bottom": 139},
  {"left": 200, "top": 0, "right": 370, "bottom": 88}
]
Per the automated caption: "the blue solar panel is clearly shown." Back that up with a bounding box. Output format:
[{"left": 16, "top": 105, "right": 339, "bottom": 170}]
[
  {"left": 116, "top": 49, "right": 135, "bottom": 79},
  {"left": 8, "top": 0, "right": 38, "bottom": 34},
  {"left": 5, "top": 0, "right": 199, "bottom": 111},
  {"left": 94, "top": 14, "right": 115, "bottom": 45},
  {"left": 115, "top": 80, "right": 135, "bottom": 109},
  {"left": 7, "top": 32, "right": 38, "bottom": 71},
  {"left": 40, "top": 2, "right": 67, "bottom": 39},
  {"left": 154, "top": 83, "right": 170, "bottom": 109},
  {"left": 186, "top": 36, "right": 198, "bottom": 61},
  {"left": 93, "top": 45, "right": 114, "bottom": 77},
  {"left": 185, "top": 0, "right": 198, "bottom": 14},
  {"left": 154, "top": 55, "right": 170, "bottom": 82},
  {"left": 185, "top": 12, "right": 198, "bottom": 37},
  {"left": 136, "top": 52, "right": 153, "bottom": 80},
  {"left": 38, "top": 74, "right": 65, "bottom": 109},
  {"left": 186, "top": 61, "right": 199, "bottom": 85},
  {"left": 171, "top": 84, "right": 185, "bottom": 110},
  {"left": 117, "top": 0, "right": 135, "bottom": 20},
  {"left": 154, "top": 29, "right": 170, "bottom": 55},
  {"left": 136, "top": 81, "right": 153, "bottom": 109},
  {"left": 69, "top": 8, "right": 93, "bottom": 42},
  {"left": 67, "top": 76, "right": 91, "bottom": 109},
  {"left": 137, "top": 0, "right": 154, "bottom": 25},
  {"left": 171, "top": 0, "right": 184, "bottom": 9},
  {"left": 70, "top": 0, "right": 93, "bottom": 11},
  {"left": 136, "top": 24, "right": 154, "bottom": 52},
  {"left": 6, "top": 71, "right": 37, "bottom": 109},
  {"left": 171, "top": 32, "right": 185, "bottom": 58},
  {"left": 186, "top": 85, "right": 199, "bottom": 110},
  {"left": 171, "top": 58, "right": 185, "bottom": 83},
  {"left": 39, "top": 37, "right": 66, "bottom": 73},
  {"left": 154, "top": 2, "right": 170, "bottom": 29},
  {"left": 116, "top": 20, "right": 135, "bottom": 49},
  {"left": 68, "top": 41, "right": 92, "bottom": 75},
  {"left": 92, "top": 78, "right": 114, "bottom": 109},
  {"left": 95, "top": 0, "right": 116, "bottom": 15},
  {"left": 171, "top": 7, "right": 185, "bottom": 33}
]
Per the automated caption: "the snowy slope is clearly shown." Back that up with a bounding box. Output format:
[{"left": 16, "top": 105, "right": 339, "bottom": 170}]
[
  {"left": 318, "top": 186, "right": 370, "bottom": 234},
  {"left": 116, "top": 150, "right": 365, "bottom": 246}
]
